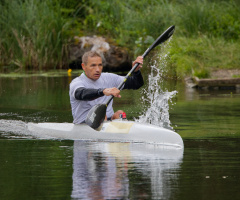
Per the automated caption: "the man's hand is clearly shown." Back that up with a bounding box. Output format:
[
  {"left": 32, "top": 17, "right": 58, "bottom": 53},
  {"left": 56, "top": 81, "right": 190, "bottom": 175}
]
[
  {"left": 132, "top": 56, "right": 143, "bottom": 72},
  {"left": 103, "top": 88, "right": 121, "bottom": 98}
]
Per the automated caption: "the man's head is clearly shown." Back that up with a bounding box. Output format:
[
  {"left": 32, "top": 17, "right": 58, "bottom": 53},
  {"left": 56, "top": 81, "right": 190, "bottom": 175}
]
[{"left": 81, "top": 51, "right": 103, "bottom": 80}]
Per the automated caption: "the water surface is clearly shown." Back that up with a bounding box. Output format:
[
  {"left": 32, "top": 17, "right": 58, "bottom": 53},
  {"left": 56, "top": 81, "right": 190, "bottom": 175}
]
[{"left": 0, "top": 75, "right": 240, "bottom": 199}]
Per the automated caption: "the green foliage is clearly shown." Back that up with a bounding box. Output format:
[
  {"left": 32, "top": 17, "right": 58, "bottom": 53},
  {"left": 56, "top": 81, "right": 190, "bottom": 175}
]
[
  {"left": 193, "top": 68, "right": 210, "bottom": 79},
  {"left": 0, "top": 0, "right": 70, "bottom": 71},
  {"left": 168, "top": 36, "right": 240, "bottom": 78},
  {"left": 0, "top": 0, "right": 240, "bottom": 75},
  {"left": 76, "top": 0, "right": 240, "bottom": 73},
  {"left": 81, "top": 0, "right": 175, "bottom": 51},
  {"left": 176, "top": 0, "right": 240, "bottom": 40},
  {"left": 80, "top": 0, "right": 240, "bottom": 44},
  {"left": 232, "top": 74, "right": 240, "bottom": 78}
]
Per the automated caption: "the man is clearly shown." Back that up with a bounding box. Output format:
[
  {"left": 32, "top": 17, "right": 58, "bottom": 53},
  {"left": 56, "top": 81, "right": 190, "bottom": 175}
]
[{"left": 69, "top": 51, "right": 144, "bottom": 124}]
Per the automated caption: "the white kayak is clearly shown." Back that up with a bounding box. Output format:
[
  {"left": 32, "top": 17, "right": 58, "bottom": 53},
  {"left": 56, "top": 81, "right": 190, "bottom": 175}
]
[{"left": 28, "top": 120, "right": 183, "bottom": 148}]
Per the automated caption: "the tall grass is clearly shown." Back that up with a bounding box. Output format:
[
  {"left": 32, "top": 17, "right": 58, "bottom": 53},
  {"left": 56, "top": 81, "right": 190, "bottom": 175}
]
[
  {"left": 81, "top": 0, "right": 240, "bottom": 56},
  {"left": 176, "top": 0, "right": 240, "bottom": 39},
  {"left": 89, "top": 0, "right": 240, "bottom": 40},
  {"left": 168, "top": 36, "right": 240, "bottom": 78},
  {"left": 0, "top": 0, "right": 240, "bottom": 75},
  {"left": 0, "top": 0, "right": 70, "bottom": 71},
  {"left": 82, "top": 0, "right": 175, "bottom": 50},
  {"left": 81, "top": 0, "right": 240, "bottom": 78}
]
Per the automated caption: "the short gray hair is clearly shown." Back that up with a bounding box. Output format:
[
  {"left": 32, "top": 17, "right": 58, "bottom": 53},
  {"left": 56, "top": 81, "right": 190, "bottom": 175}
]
[{"left": 82, "top": 51, "right": 102, "bottom": 65}]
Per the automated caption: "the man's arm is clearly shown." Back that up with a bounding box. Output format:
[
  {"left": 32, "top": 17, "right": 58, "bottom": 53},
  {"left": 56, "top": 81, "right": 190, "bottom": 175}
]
[
  {"left": 123, "top": 56, "right": 144, "bottom": 90},
  {"left": 74, "top": 87, "right": 121, "bottom": 101},
  {"left": 75, "top": 88, "right": 105, "bottom": 101},
  {"left": 123, "top": 70, "right": 144, "bottom": 90}
]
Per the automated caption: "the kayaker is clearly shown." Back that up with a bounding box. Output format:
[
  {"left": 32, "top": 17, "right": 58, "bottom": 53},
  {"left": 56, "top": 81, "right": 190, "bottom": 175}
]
[{"left": 69, "top": 51, "right": 144, "bottom": 124}]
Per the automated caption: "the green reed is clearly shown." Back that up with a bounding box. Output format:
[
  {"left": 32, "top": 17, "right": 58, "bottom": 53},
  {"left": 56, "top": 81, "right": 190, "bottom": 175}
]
[
  {"left": 176, "top": 0, "right": 240, "bottom": 39},
  {"left": 0, "top": 0, "right": 239, "bottom": 76},
  {"left": 0, "top": 0, "right": 70, "bottom": 71},
  {"left": 83, "top": 0, "right": 240, "bottom": 42},
  {"left": 81, "top": 0, "right": 240, "bottom": 78},
  {"left": 168, "top": 36, "right": 240, "bottom": 78},
  {"left": 82, "top": 0, "right": 175, "bottom": 48}
]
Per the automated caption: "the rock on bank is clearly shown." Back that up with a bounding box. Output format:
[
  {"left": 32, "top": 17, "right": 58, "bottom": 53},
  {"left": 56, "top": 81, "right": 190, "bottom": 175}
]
[{"left": 68, "top": 36, "right": 132, "bottom": 72}]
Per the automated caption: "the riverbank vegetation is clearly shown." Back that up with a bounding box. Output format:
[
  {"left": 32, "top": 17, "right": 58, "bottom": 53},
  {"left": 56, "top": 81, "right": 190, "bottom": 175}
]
[{"left": 0, "top": 0, "right": 240, "bottom": 78}]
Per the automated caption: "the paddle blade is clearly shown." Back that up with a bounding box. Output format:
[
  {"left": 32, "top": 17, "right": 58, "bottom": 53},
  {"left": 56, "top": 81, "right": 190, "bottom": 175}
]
[
  {"left": 143, "top": 25, "right": 175, "bottom": 58},
  {"left": 85, "top": 104, "right": 107, "bottom": 129},
  {"left": 152, "top": 25, "right": 175, "bottom": 49}
]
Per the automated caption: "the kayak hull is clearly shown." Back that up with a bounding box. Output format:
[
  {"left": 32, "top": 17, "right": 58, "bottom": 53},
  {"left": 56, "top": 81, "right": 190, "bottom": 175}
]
[{"left": 28, "top": 120, "right": 183, "bottom": 148}]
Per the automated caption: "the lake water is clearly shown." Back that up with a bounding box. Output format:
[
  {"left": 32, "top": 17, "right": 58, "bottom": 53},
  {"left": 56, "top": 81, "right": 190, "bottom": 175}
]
[{"left": 0, "top": 74, "right": 240, "bottom": 200}]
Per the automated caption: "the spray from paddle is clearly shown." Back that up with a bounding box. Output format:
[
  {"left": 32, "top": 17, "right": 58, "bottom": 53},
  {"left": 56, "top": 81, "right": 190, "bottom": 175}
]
[{"left": 137, "top": 40, "right": 177, "bottom": 129}]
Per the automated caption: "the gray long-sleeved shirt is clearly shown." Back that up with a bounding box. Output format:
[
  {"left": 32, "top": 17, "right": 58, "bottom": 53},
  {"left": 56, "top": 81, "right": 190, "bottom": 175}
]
[{"left": 69, "top": 71, "right": 144, "bottom": 124}]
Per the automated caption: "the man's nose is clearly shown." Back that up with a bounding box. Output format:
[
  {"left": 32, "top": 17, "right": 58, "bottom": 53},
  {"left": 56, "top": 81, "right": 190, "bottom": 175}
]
[{"left": 96, "top": 66, "right": 101, "bottom": 72}]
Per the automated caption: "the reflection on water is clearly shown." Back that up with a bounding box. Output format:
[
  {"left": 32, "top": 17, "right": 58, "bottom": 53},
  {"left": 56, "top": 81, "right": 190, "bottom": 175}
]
[{"left": 71, "top": 141, "right": 183, "bottom": 199}]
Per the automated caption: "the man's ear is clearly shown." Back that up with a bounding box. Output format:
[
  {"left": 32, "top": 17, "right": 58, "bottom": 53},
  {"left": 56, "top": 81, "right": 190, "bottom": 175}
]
[{"left": 81, "top": 63, "right": 85, "bottom": 71}]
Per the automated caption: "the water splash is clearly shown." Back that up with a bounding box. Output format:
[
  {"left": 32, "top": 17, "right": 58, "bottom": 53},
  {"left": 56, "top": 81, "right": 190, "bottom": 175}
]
[
  {"left": 0, "top": 119, "right": 52, "bottom": 139},
  {"left": 137, "top": 41, "right": 177, "bottom": 129},
  {"left": 0, "top": 119, "right": 32, "bottom": 139}
]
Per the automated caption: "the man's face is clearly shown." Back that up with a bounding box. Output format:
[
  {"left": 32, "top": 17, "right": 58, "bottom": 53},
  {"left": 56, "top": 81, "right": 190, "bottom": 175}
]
[{"left": 82, "top": 56, "right": 103, "bottom": 80}]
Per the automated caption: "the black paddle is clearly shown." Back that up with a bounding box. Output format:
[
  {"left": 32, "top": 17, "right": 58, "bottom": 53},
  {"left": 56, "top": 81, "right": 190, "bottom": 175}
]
[{"left": 86, "top": 25, "right": 175, "bottom": 129}]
